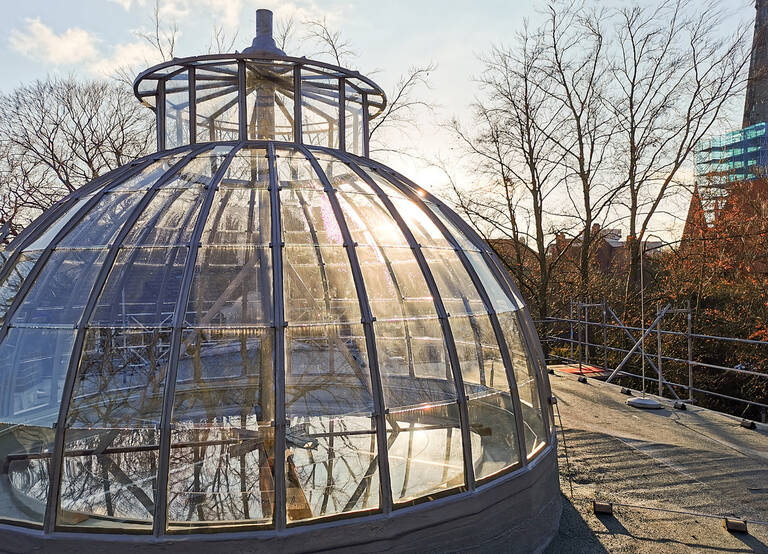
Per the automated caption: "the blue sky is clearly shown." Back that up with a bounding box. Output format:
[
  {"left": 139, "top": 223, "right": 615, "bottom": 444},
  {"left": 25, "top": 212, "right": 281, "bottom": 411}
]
[
  {"left": 0, "top": 0, "right": 547, "bottom": 183},
  {"left": 0, "top": 0, "right": 758, "bottom": 239}
]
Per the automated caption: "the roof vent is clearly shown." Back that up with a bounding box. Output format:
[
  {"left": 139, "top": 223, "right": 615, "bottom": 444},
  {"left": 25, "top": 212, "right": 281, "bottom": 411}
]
[{"left": 242, "top": 9, "right": 286, "bottom": 56}]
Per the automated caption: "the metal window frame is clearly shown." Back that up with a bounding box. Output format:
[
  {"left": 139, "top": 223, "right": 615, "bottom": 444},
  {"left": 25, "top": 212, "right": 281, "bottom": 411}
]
[
  {"left": 44, "top": 144, "right": 214, "bottom": 533},
  {"left": 354, "top": 159, "right": 530, "bottom": 467},
  {"left": 401, "top": 185, "right": 553, "bottom": 444},
  {"left": 0, "top": 159, "right": 157, "bottom": 288},
  {"left": 366, "top": 162, "right": 553, "bottom": 445},
  {"left": 152, "top": 143, "right": 244, "bottom": 535},
  {"left": 330, "top": 149, "right": 476, "bottom": 494},
  {"left": 0, "top": 138, "right": 555, "bottom": 537},
  {"left": 266, "top": 143, "right": 287, "bottom": 530},
  {"left": 298, "top": 145, "right": 394, "bottom": 515},
  {"left": 147, "top": 57, "right": 379, "bottom": 156}
]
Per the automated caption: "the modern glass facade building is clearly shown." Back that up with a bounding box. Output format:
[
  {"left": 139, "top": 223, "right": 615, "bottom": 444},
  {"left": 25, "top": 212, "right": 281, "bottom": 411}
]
[
  {"left": 695, "top": 122, "right": 768, "bottom": 184},
  {"left": 0, "top": 10, "right": 560, "bottom": 552}
]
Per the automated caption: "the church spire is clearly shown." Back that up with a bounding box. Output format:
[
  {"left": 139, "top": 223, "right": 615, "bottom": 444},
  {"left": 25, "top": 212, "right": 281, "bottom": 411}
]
[{"left": 743, "top": 0, "right": 768, "bottom": 127}]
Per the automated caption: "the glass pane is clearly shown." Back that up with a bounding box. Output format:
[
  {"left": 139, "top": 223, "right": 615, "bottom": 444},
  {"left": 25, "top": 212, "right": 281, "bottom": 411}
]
[
  {"left": 286, "top": 415, "right": 378, "bottom": 522},
  {"left": 168, "top": 425, "right": 275, "bottom": 528},
  {"left": 195, "top": 64, "right": 239, "bottom": 142},
  {"left": 90, "top": 247, "right": 188, "bottom": 326},
  {"left": 356, "top": 245, "right": 436, "bottom": 321},
  {"left": 165, "top": 71, "right": 190, "bottom": 149},
  {"left": 185, "top": 247, "right": 272, "bottom": 327},
  {"left": 283, "top": 246, "right": 360, "bottom": 325},
  {"left": 344, "top": 84, "right": 364, "bottom": 156},
  {"left": 57, "top": 161, "right": 170, "bottom": 248},
  {"left": 301, "top": 70, "right": 339, "bottom": 149},
  {"left": 219, "top": 149, "right": 269, "bottom": 189},
  {"left": 169, "top": 328, "right": 275, "bottom": 528},
  {"left": 464, "top": 251, "right": 518, "bottom": 313},
  {"left": 0, "top": 251, "right": 42, "bottom": 325},
  {"left": 58, "top": 428, "right": 159, "bottom": 530},
  {"left": 421, "top": 247, "right": 485, "bottom": 316},
  {"left": 356, "top": 165, "right": 408, "bottom": 200},
  {"left": 122, "top": 186, "right": 205, "bottom": 247},
  {"left": 275, "top": 149, "right": 322, "bottom": 191},
  {"left": 11, "top": 249, "right": 107, "bottom": 326},
  {"left": 280, "top": 190, "right": 343, "bottom": 246},
  {"left": 450, "top": 315, "right": 521, "bottom": 479},
  {"left": 245, "top": 61, "right": 295, "bottom": 142},
  {"left": 57, "top": 192, "right": 144, "bottom": 249},
  {"left": 286, "top": 324, "right": 373, "bottom": 417},
  {"left": 174, "top": 328, "right": 274, "bottom": 424},
  {"left": 424, "top": 201, "right": 480, "bottom": 252},
  {"left": 387, "top": 403, "right": 465, "bottom": 505},
  {"left": 317, "top": 156, "right": 371, "bottom": 195},
  {"left": 0, "top": 328, "right": 73, "bottom": 526},
  {"left": 496, "top": 312, "right": 547, "bottom": 457},
  {"left": 201, "top": 189, "right": 271, "bottom": 246},
  {"left": 336, "top": 192, "right": 410, "bottom": 247},
  {"left": 285, "top": 324, "right": 378, "bottom": 522},
  {"left": 388, "top": 197, "right": 452, "bottom": 249},
  {"left": 374, "top": 319, "right": 456, "bottom": 410},
  {"left": 1, "top": 424, "right": 55, "bottom": 526},
  {"left": 66, "top": 328, "right": 172, "bottom": 429},
  {"left": 0, "top": 327, "right": 75, "bottom": 427},
  {"left": 25, "top": 196, "right": 93, "bottom": 251}
]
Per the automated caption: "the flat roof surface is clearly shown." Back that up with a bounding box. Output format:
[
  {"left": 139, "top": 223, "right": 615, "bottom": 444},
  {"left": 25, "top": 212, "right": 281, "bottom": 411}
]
[{"left": 545, "top": 372, "right": 768, "bottom": 553}]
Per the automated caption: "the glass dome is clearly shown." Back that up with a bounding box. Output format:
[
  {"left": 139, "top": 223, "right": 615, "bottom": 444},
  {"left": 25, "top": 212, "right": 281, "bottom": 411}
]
[{"left": 0, "top": 9, "right": 556, "bottom": 548}]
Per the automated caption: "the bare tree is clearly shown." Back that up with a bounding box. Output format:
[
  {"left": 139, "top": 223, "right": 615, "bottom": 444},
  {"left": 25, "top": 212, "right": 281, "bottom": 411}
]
[
  {"left": 137, "top": 0, "right": 178, "bottom": 61},
  {"left": 275, "top": 16, "right": 297, "bottom": 53},
  {"left": 447, "top": 27, "right": 571, "bottom": 321},
  {"left": 609, "top": 0, "right": 750, "bottom": 296},
  {"left": 303, "top": 17, "right": 356, "bottom": 66},
  {"left": 542, "top": 1, "right": 616, "bottom": 298},
  {"left": 295, "top": 17, "right": 435, "bottom": 154},
  {"left": 0, "top": 78, "right": 154, "bottom": 238}
]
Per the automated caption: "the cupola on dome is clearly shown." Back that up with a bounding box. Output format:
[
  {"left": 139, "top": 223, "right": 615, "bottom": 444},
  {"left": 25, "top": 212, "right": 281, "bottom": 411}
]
[{"left": 0, "top": 9, "right": 559, "bottom": 552}]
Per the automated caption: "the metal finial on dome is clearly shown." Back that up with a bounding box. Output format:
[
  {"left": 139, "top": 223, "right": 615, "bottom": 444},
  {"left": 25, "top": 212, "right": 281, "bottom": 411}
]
[{"left": 243, "top": 8, "right": 286, "bottom": 56}]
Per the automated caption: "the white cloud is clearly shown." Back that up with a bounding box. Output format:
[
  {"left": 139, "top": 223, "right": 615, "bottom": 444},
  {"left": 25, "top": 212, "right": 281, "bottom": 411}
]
[
  {"left": 159, "top": 0, "right": 244, "bottom": 29},
  {"left": 87, "top": 40, "right": 163, "bottom": 77},
  {"left": 108, "top": 0, "right": 148, "bottom": 10},
  {"left": 9, "top": 18, "right": 100, "bottom": 65}
]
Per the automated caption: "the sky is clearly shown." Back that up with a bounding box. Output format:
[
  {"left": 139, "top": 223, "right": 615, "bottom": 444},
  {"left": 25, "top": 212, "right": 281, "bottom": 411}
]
[{"left": 0, "top": 0, "right": 758, "bottom": 241}]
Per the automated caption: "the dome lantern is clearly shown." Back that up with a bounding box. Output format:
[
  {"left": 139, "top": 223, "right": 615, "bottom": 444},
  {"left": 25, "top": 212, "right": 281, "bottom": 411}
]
[
  {"left": 134, "top": 9, "right": 385, "bottom": 155},
  {"left": 0, "top": 9, "right": 559, "bottom": 551}
]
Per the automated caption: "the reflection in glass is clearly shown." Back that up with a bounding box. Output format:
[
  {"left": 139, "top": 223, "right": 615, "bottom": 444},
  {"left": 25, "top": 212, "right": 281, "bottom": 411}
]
[
  {"left": 168, "top": 328, "right": 275, "bottom": 528},
  {"left": 451, "top": 315, "right": 521, "bottom": 479},
  {"left": 67, "top": 328, "right": 171, "bottom": 429},
  {"left": 0, "top": 251, "right": 43, "bottom": 325},
  {"left": 496, "top": 312, "right": 547, "bottom": 457},
  {"left": 195, "top": 65, "right": 240, "bottom": 143},
  {"left": 58, "top": 428, "right": 159, "bottom": 530},
  {"left": 0, "top": 326, "right": 74, "bottom": 525},
  {"left": 387, "top": 403, "right": 465, "bottom": 504},
  {"left": 185, "top": 246, "right": 272, "bottom": 327}
]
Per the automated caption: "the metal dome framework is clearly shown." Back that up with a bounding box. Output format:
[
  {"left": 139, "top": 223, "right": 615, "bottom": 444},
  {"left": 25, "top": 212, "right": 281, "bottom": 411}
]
[{"left": 0, "top": 10, "right": 558, "bottom": 551}]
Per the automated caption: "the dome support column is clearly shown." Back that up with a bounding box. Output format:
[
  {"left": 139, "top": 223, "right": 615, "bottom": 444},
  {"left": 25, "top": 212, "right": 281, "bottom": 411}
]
[{"left": 266, "top": 142, "right": 288, "bottom": 530}]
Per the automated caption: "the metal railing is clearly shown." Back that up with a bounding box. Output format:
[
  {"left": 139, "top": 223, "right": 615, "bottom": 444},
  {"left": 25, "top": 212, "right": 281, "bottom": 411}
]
[{"left": 537, "top": 300, "right": 768, "bottom": 422}]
